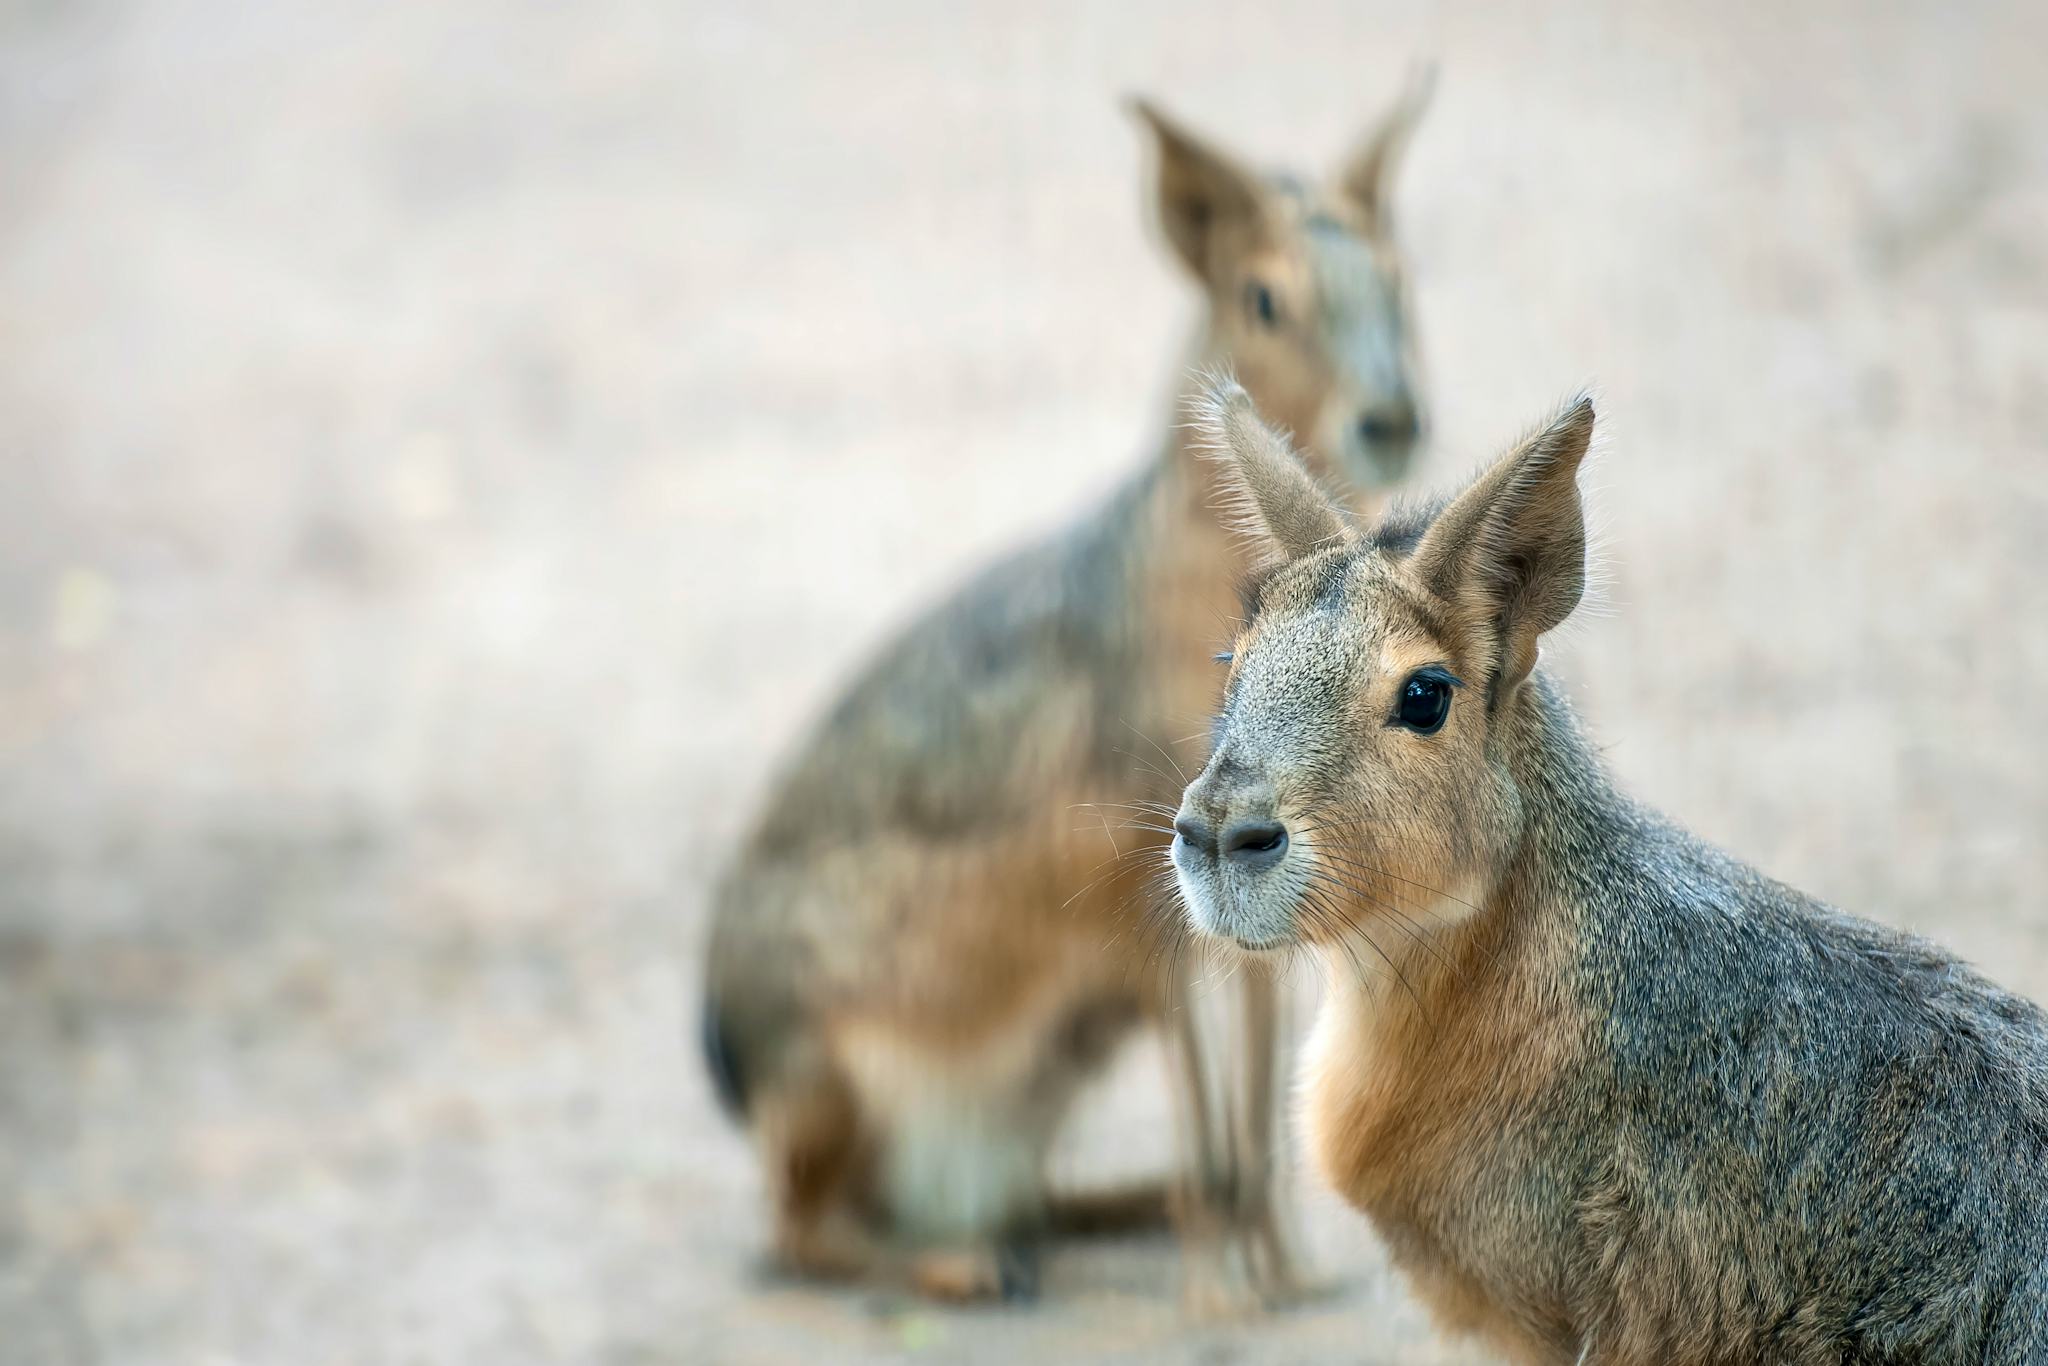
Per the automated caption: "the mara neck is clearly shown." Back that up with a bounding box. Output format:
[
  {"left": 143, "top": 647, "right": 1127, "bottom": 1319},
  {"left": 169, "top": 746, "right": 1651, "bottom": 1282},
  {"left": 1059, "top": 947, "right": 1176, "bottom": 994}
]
[{"left": 1495, "top": 670, "right": 1639, "bottom": 909}]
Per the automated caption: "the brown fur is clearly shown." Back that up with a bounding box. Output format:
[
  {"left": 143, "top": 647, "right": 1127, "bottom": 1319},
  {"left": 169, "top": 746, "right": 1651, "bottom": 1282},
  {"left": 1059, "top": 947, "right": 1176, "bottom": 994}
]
[
  {"left": 1174, "top": 388, "right": 2048, "bottom": 1362},
  {"left": 704, "top": 84, "right": 1435, "bottom": 1305}
]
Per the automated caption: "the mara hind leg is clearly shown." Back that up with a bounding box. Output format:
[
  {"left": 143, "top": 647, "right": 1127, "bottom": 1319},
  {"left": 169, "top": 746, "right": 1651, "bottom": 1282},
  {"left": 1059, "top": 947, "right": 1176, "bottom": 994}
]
[
  {"left": 755, "top": 1059, "right": 1037, "bottom": 1301},
  {"left": 839, "top": 1017, "right": 1069, "bottom": 1303},
  {"left": 907, "top": 1240, "right": 1041, "bottom": 1303},
  {"left": 751, "top": 1057, "right": 884, "bottom": 1283}
]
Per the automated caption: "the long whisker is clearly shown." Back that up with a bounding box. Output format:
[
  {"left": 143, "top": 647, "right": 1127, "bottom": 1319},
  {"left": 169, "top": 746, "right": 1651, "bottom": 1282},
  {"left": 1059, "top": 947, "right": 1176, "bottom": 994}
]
[
  {"left": 1295, "top": 890, "right": 1379, "bottom": 1003},
  {"left": 1298, "top": 844, "right": 1462, "bottom": 921},
  {"left": 1303, "top": 883, "right": 1419, "bottom": 1015},
  {"left": 1289, "top": 817, "right": 1487, "bottom": 916},
  {"left": 1110, "top": 747, "right": 1181, "bottom": 790},
  {"left": 1119, "top": 718, "right": 1190, "bottom": 787},
  {"left": 1302, "top": 881, "right": 1420, "bottom": 1012},
  {"left": 1302, "top": 868, "right": 1466, "bottom": 983},
  {"left": 1084, "top": 798, "right": 1182, "bottom": 818},
  {"left": 1294, "top": 844, "right": 1466, "bottom": 936}
]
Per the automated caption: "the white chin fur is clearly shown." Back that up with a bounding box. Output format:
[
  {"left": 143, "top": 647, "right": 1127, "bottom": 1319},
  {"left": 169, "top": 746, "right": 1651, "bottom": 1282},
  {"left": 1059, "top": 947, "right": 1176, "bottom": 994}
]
[
  {"left": 1174, "top": 859, "right": 1300, "bottom": 950},
  {"left": 1172, "top": 863, "right": 1226, "bottom": 939}
]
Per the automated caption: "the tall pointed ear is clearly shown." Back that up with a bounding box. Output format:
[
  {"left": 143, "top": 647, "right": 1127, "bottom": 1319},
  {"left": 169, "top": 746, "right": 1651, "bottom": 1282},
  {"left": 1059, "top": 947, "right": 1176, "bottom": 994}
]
[
  {"left": 1410, "top": 395, "right": 1594, "bottom": 695},
  {"left": 1338, "top": 64, "right": 1435, "bottom": 234},
  {"left": 1195, "top": 379, "right": 1349, "bottom": 564},
  {"left": 1130, "top": 98, "right": 1272, "bottom": 283}
]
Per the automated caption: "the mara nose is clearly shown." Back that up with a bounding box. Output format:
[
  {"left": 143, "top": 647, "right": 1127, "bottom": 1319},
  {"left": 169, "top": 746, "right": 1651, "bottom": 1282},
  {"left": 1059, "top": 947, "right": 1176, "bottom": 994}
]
[
  {"left": 1356, "top": 400, "right": 1420, "bottom": 448},
  {"left": 1175, "top": 806, "right": 1290, "bottom": 872},
  {"left": 1221, "top": 820, "right": 1289, "bottom": 870},
  {"left": 1172, "top": 812, "right": 1217, "bottom": 857}
]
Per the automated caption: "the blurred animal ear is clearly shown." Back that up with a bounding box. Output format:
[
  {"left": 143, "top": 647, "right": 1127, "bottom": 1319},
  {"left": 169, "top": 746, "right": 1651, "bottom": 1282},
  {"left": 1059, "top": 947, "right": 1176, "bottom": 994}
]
[
  {"left": 1131, "top": 98, "right": 1272, "bottom": 283},
  {"left": 1195, "top": 379, "right": 1349, "bottom": 564},
  {"left": 1410, "top": 394, "right": 1593, "bottom": 695},
  {"left": 1338, "top": 65, "right": 1434, "bottom": 234}
]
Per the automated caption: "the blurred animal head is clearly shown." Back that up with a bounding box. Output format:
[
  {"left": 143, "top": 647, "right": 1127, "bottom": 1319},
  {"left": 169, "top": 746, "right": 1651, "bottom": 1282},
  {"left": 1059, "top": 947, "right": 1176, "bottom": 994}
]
[
  {"left": 1170, "top": 382, "right": 1594, "bottom": 952},
  {"left": 1133, "top": 73, "right": 1433, "bottom": 492}
]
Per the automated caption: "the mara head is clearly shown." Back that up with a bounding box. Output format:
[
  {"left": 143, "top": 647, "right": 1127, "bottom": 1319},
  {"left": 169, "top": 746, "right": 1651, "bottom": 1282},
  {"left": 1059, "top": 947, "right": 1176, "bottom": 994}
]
[
  {"left": 1133, "top": 73, "right": 1433, "bottom": 493},
  {"left": 1170, "top": 382, "right": 1594, "bottom": 955}
]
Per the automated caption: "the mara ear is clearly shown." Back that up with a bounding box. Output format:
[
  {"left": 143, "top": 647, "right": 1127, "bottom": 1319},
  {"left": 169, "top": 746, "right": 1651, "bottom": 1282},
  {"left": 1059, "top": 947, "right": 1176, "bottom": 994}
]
[
  {"left": 1195, "top": 378, "right": 1349, "bottom": 563},
  {"left": 1130, "top": 97, "right": 1271, "bottom": 283},
  {"left": 1410, "top": 394, "right": 1594, "bottom": 696},
  {"left": 1338, "top": 64, "right": 1435, "bottom": 234}
]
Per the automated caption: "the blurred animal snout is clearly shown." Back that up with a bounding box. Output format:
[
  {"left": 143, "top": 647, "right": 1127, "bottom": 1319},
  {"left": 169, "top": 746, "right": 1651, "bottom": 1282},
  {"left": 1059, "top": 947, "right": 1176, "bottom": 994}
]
[
  {"left": 1356, "top": 396, "right": 1420, "bottom": 451},
  {"left": 1174, "top": 786, "right": 1289, "bottom": 873}
]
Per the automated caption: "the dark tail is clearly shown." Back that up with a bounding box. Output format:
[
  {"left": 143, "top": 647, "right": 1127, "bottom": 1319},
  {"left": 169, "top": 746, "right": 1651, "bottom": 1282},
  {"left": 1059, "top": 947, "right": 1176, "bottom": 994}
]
[{"left": 699, "top": 992, "right": 752, "bottom": 1120}]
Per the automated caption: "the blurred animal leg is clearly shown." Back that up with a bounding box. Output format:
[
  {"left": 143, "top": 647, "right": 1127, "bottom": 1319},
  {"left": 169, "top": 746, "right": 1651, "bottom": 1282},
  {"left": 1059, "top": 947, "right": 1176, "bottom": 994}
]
[
  {"left": 909, "top": 1237, "right": 1040, "bottom": 1303},
  {"left": 1234, "top": 965, "right": 1306, "bottom": 1302},
  {"left": 758, "top": 1063, "right": 883, "bottom": 1282},
  {"left": 1165, "top": 991, "right": 1254, "bottom": 1316},
  {"left": 846, "top": 1021, "right": 1061, "bottom": 1303}
]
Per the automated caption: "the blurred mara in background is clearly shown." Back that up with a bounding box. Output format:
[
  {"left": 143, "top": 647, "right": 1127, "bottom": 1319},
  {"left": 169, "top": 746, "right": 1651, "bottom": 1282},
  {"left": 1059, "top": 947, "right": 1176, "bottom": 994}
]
[{"left": 703, "top": 76, "right": 1431, "bottom": 1306}]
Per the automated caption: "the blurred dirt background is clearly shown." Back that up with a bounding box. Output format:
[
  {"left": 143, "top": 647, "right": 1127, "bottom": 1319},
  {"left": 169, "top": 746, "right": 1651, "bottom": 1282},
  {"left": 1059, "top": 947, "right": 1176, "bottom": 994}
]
[{"left": 3, "top": 1, "right": 2046, "bottom": 1362}]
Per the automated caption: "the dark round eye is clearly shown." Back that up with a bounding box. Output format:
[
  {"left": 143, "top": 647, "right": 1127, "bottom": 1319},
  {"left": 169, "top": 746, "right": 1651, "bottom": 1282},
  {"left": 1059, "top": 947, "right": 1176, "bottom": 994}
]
[
  {"left": 1244, "top": 280, "right": 1278, "bottom": 327},
  {"left": 1394, "top": 672, "right": 1453, "bottom": 735}
]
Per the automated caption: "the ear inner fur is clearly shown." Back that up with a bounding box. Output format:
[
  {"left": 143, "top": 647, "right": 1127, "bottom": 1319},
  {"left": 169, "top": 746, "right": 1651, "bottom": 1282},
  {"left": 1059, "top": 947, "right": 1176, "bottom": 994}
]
[
  {"left": 1408, "top": 394, "right": 1593, "bottom": 696},
  {"left": 1338, "top": 64, "right": 1436, "bottom": 234},
  {"left": 1194, "top": 379, "right": 1350, "bottom": 564},
  {"left": 1130, "top": 98, "right": 1273, "bottom": 282}
]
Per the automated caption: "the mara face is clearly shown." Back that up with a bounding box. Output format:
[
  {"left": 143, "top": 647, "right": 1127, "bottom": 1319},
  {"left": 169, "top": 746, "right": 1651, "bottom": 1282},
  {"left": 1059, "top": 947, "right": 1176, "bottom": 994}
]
[
  {"left": 1169, "top": 384, "right": 1595, "bottom": 956},
  {"left": 1136, "top": 75, "right": 1431, "bottom": 493}
]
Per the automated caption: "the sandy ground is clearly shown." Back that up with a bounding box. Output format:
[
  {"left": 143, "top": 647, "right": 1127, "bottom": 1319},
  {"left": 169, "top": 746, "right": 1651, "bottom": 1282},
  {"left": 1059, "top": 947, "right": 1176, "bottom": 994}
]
[{"left": 3, "top": 1, "right": 2046, "bottom": 1361}]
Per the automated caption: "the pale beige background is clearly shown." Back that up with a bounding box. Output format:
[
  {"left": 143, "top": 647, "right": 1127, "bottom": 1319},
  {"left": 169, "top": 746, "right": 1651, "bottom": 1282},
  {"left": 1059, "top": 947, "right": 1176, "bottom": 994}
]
[{"left": 3, "top": 1, "right": 2045, "bottom": 1362}]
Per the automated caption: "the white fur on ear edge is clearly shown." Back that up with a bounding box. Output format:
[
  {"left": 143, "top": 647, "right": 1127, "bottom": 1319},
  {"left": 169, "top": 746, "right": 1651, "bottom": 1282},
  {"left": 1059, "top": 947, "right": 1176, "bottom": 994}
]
[{"left": 1186, "top": 372, "right": 1349, "bottom": 564}]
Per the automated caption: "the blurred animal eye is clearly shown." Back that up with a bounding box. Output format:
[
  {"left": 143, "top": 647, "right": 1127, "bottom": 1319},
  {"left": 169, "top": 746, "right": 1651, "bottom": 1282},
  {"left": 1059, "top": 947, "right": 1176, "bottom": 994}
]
[
  {"left": 1244, "top": 280, "right": 1278, "bottom": 327},
  {"left": 1393, "top": 670, "right": 1456, "bottom": 735}
]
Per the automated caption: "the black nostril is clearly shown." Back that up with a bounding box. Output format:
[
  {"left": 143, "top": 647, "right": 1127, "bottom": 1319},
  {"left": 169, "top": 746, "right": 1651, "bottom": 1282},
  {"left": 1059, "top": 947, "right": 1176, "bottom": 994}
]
[
  {"left": 1358, "top": 406, "right": 1419, "bottom": 447},
  {"left": 1221, "top": 820, "right": 1289, "bottom": 868},
  {"left": 1173, "top": 814, "right": 1218, "bottom": 857}
]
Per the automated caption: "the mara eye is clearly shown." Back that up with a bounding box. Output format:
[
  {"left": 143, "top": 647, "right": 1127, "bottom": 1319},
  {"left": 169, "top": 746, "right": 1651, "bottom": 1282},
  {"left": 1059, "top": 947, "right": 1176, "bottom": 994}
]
[
  {"left": 1244, "top": 280, "right": 1278, "bottom": 328},
  {"left": 1212, "top": 650, "right": 1233, "bottom": 665},
  {"left": 1393, "top": 669, "right": 1458, "bottom": 735}
]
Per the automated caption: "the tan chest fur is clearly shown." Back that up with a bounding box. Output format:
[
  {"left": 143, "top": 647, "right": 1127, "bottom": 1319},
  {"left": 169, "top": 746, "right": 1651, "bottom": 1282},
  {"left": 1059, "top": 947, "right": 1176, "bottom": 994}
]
[{"left": 1301, "top": 918, "right": 1586, "bottom": 1364}]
